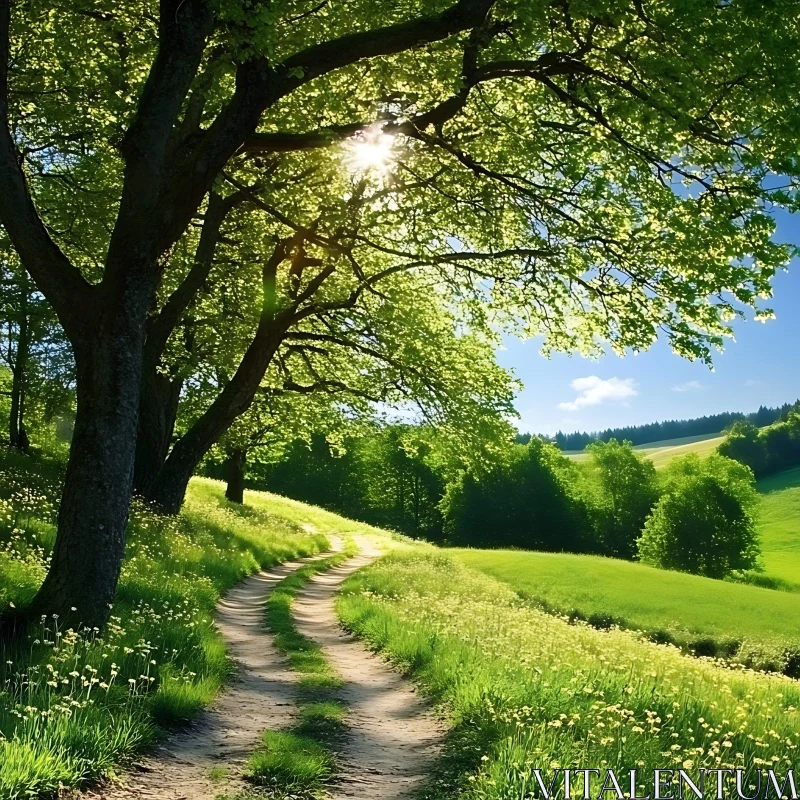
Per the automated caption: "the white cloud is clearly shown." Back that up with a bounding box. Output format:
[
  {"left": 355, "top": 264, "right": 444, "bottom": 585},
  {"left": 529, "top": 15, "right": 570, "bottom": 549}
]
[
  {"left": 672, "top": 380, "right": 704, "bottom": 393},
  {"left": 558, "top": 376, "right": 638, "bottom": 412}
]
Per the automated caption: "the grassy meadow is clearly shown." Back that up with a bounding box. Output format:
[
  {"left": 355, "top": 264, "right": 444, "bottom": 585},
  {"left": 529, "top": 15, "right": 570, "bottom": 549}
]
[
  {"left": 447, "top": 464, "right": 800, "bottom": 670},
  {"left": 451, "top": 549, "right": 800, "bottom": 668},
  {"left": 0, "top": 455, "right": 331, "bottom": 798},
  {"left": 757, "top": 467, "right": 800, "bottom": 586},
  {"left": 565, "top": 432, "right": 724, "bottom": 467},
  {"left": 338, "top": 549, "right": 800, "bottom": 800},
  {"left": 3, "top": 447, "right": 800, "bottom": 800}
]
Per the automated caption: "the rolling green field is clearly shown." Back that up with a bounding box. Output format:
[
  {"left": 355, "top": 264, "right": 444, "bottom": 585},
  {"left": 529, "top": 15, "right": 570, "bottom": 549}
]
[
  {"left": 450, "top": 465, "right": 800, "bottom": 668},
  {"left": 565, "top": 431, "right": 724, "bottom": 467},
  {"left": 340, "top": 549, "right": 800, "bottom": 800},
  {"left": 452, "top": 548, "right": 800, "bottom": 654},
  {"left": 757, "top": 467, "right": 800, "bottom": 584}
]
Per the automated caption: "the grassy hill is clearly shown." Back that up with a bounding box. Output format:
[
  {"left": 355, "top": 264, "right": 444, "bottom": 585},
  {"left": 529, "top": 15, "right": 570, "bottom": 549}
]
[
  {"left": 565, "top": 431, "right": 724, "bottom": 467},
  {"left": 451, "top": 548, "right": 800, "bottom": 663},
  {"left": 450, "top": 465, "right": 800, "bottom": 669},
  {"left": 758, "top": 466, "right": 800, "bottom": 585},
  {"left": 3, "top": 448, "right": 800, "bottom": 800}
]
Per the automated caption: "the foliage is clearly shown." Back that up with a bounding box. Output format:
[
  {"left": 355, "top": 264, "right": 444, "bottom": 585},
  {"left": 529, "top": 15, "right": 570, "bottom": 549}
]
[
  {"left": 441, "top": 438, "right": 591, "bottom": 551},
  {"left": 551, "top": 402, "right": 798, "bottom": 452},
  {"left": 638, "top": 455, "right": 760, "bottom": 578},
  {"left": 243, "top": 422, "right": 499, "bottom": 541},
  {"left": 579, "top": 439, "right": 658, "bottom": 558},
  {"left": 338, "top": 549, "right": 800, "bottom": 800},
  {"left": 0, "top": 251, "right": 75, "bottom": 449},
  {"left": 717, "top": 409, "right": 800, "bottom": 479},
  {"left": 0, "top": 456, "right": 327, "bottom": 799},
  {"left": 453, "top": 548, "right": 800, "bottom": 674},
  {"left": 5, "top": 0, "right": 800, "bottom": 625}
]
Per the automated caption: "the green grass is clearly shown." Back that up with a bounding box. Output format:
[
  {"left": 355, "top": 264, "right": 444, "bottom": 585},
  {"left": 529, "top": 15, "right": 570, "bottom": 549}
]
[
  {"left": 248, "top": 731, "right": 333, "bottom": 793},
  {"left": 756, "top": 467, "right": 800, "bottom": 587},
  {"left": 450, "top": 547, "right": 800, "bottom": 670},
  {"left": 0, "top": 455, "right": 329, "bottom": 800},
  {"left": 247, "top": 545, "right": 358, "bottom": 795},
  {"left": 565, "top": 432, "right": 724, "bottom": 467},
  {"left": 337, "top": 548, "right": 800, "bottom": 800}
]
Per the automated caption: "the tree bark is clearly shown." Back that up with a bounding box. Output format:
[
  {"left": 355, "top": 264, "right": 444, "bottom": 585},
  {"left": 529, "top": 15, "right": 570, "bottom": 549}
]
[
  {"left": 224, "top": 447, "right": 247, "bottom": 503},
  {"left": 132, "top": 191, "right": 242, "bottom": 495},
  {"left": 28, "top": 285, "right": 153, "bottom": 630},
  {"left": 9, "top": 290, "right": 29, "bottom": 450},
  {"left": 145, "top": 327, "right": 283, "bottom": 513},
  {"left": 144, "top": 240, "right": 290, "bottom": 513},
  {"left": 133, "top": 367, "right": 182, "bottom": 495}
]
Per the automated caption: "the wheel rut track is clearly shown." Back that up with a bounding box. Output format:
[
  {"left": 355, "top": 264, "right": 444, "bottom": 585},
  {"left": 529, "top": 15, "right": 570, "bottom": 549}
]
[
  {"left": 77, "top": 537, "right": 443, "bottom": 800},
  {"left": 75, "top": 556, "right": 318, "bottom": 800},
  {"left": 292, "top": 538, "right": 444, "bottom": 799}
]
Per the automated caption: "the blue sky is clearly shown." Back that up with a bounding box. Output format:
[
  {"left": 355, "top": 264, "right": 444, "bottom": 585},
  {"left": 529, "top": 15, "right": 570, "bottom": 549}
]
[{"left": 500, "top": 209, "right": 800, "bottom": 436}]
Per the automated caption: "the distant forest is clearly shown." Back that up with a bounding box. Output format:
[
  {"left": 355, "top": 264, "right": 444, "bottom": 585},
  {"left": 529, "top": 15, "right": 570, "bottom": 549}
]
[{"left": 523, "top": 401, "right": 800, "bottom": 451}]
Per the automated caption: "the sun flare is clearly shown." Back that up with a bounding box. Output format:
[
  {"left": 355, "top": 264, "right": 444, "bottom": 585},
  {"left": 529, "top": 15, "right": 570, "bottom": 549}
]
[{"left": 345, "top": 126, "right": 396, "bottom": 173}]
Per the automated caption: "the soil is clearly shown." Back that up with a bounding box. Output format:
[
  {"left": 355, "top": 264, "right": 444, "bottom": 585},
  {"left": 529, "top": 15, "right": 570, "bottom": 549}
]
[{"left": 75, "top": 537, "right": 444, "bottom": 800}]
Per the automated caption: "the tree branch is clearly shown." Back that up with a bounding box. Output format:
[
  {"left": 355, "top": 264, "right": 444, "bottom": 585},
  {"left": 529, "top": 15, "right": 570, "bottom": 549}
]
[
  {"left": 0, "top": 0, "right": 94, "bottom": 336},
  {"left": 145, "top": 189, "right": 248, "bottom": 362},
  {"left": 105, "top": 0, "right": 215, "bottom": 277},
  {"left": 156, "top": 0, "right": 496, "bottom": 261}
]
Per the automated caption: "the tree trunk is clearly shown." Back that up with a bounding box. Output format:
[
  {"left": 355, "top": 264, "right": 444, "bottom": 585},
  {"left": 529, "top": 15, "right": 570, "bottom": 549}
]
[
  {"left": 28, "top": 294, "right": 151, "bottom": 630},
  {"left": 9, "top": 291, "right": 29, "bottom": 450},
  {"left": 145, "top": 326, "right": 283, "bottom": 513},
  {"left": 133, "top": 366, "right": 183, "bottom": 496},
  {"left": 144, "top": 242, "right": 291, "bottom": 513},
  {"left": 225, "top": 447, "right": 247, "bottom": 503}
]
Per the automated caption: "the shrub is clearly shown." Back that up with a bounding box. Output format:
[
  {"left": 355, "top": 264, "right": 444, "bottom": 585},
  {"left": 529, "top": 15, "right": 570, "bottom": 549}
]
[
  {"left": 441, "top": 438, "right": 590, "bottom": 551},
  {"left": 717, "top": 411, "right": 800, "bottom": 478},
  {"left": 580, "top": 439, "right": 659, "bottom": 558},
  {"left": 717, "top": 421, "right": 769, "bottom": 477},
  {"left": 637, "top": 454, "right": 759, "bottom": 578}
]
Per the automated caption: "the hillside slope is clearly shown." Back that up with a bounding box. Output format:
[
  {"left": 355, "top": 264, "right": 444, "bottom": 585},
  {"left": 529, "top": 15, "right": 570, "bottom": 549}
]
[
  {"left": 565, "top": 431, "right": 724, "bottom": 467},
  {"left": 451, "top": 548, "right": 800, "bottom": 654},
  {"left": 758, "top": 466, "right": 800, "bottom": 585}
]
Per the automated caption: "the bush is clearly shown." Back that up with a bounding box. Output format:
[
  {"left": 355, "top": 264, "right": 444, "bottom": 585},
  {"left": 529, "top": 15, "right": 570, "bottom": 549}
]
[
  {"left": 442, "top": 438, "right": 590, "bottom": 551},
  {"left": 717, "top": 421, "right": 769, "bottom": 477},
  {"left": 637, "top": 454, "right": 759, "bottom": 578},
  {"left": 580, "top": 439, "right": 659, "bottom": 558},
  {"left": 717, "top": 410, "right": 800, "bottom": 478}
]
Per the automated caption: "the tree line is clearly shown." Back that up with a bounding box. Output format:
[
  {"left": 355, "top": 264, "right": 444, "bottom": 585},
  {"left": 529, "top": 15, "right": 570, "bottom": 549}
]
[
  {"left": 233, "top": 428, "right": 759, "bottom": 580},
  {"left": 718, "top": 408, "right": 800, "bottom": 479},
  {"left": 536, "top": 403, "right": 799, "bottom": 452},
  {"left": 1, "top": 0, "right": 800, "bottom": 632}
]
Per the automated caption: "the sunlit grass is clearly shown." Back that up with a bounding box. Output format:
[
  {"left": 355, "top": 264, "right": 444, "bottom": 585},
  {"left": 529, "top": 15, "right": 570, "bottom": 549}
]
[
  {"left": 757, "top": 467, "right": 800, "bottom": 587},
  {"left": 0, "top": 456, "right": 327, "bottom": 799},
  {"left": 248, "top": 730, "right": 333, "bottom": 793},
  {"left": 337, "top": 549, "right": 800, "bottom": 800},
  {"left": 451, "top": 547, "right": 800, "bottom": 671}
]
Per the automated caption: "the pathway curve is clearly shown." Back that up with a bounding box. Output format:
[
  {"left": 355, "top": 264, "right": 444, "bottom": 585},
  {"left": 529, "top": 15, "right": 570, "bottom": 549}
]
[
  {"left": 292, "top": 536, "right": 445, "bottom": 799},
  {"left": 77, "top": 556, "right": 320, "bottom": 800}
]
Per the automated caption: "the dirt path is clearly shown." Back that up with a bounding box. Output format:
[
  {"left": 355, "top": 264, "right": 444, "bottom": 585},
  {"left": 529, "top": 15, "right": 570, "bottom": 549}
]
[
  {"left": 292, "top": 537, "right": 445, "bottom": 799},
  {"left": 78, "top": 537, "right": 444, "bottom": 800},
  {"left": 78, "top": 556, "right": 320, "bottom": 800}
]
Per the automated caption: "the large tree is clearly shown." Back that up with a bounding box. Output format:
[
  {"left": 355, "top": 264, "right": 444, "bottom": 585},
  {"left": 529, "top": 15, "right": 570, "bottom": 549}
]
[{"left": 0, "top": 0, "right": 795, "bottom": 627}]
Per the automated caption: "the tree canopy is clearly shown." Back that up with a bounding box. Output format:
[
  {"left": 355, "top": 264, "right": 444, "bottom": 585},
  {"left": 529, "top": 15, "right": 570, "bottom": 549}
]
[{"left": 1, "top": 0, "right": 799, "bottom": 626}]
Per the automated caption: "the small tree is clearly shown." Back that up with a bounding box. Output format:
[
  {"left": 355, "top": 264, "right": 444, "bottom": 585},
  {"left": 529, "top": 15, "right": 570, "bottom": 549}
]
[
  {"left": 638, "top": 454, "right": 759, "bottom": 578},
  {"left": 717, "top": 421, "right": 769, "bottom": 477},
  {"left": 442, "top": 438, "right": 589, "bottom": 551},
  {"left": 582, "top": 439, "right": 658, "bottom": 559}
]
